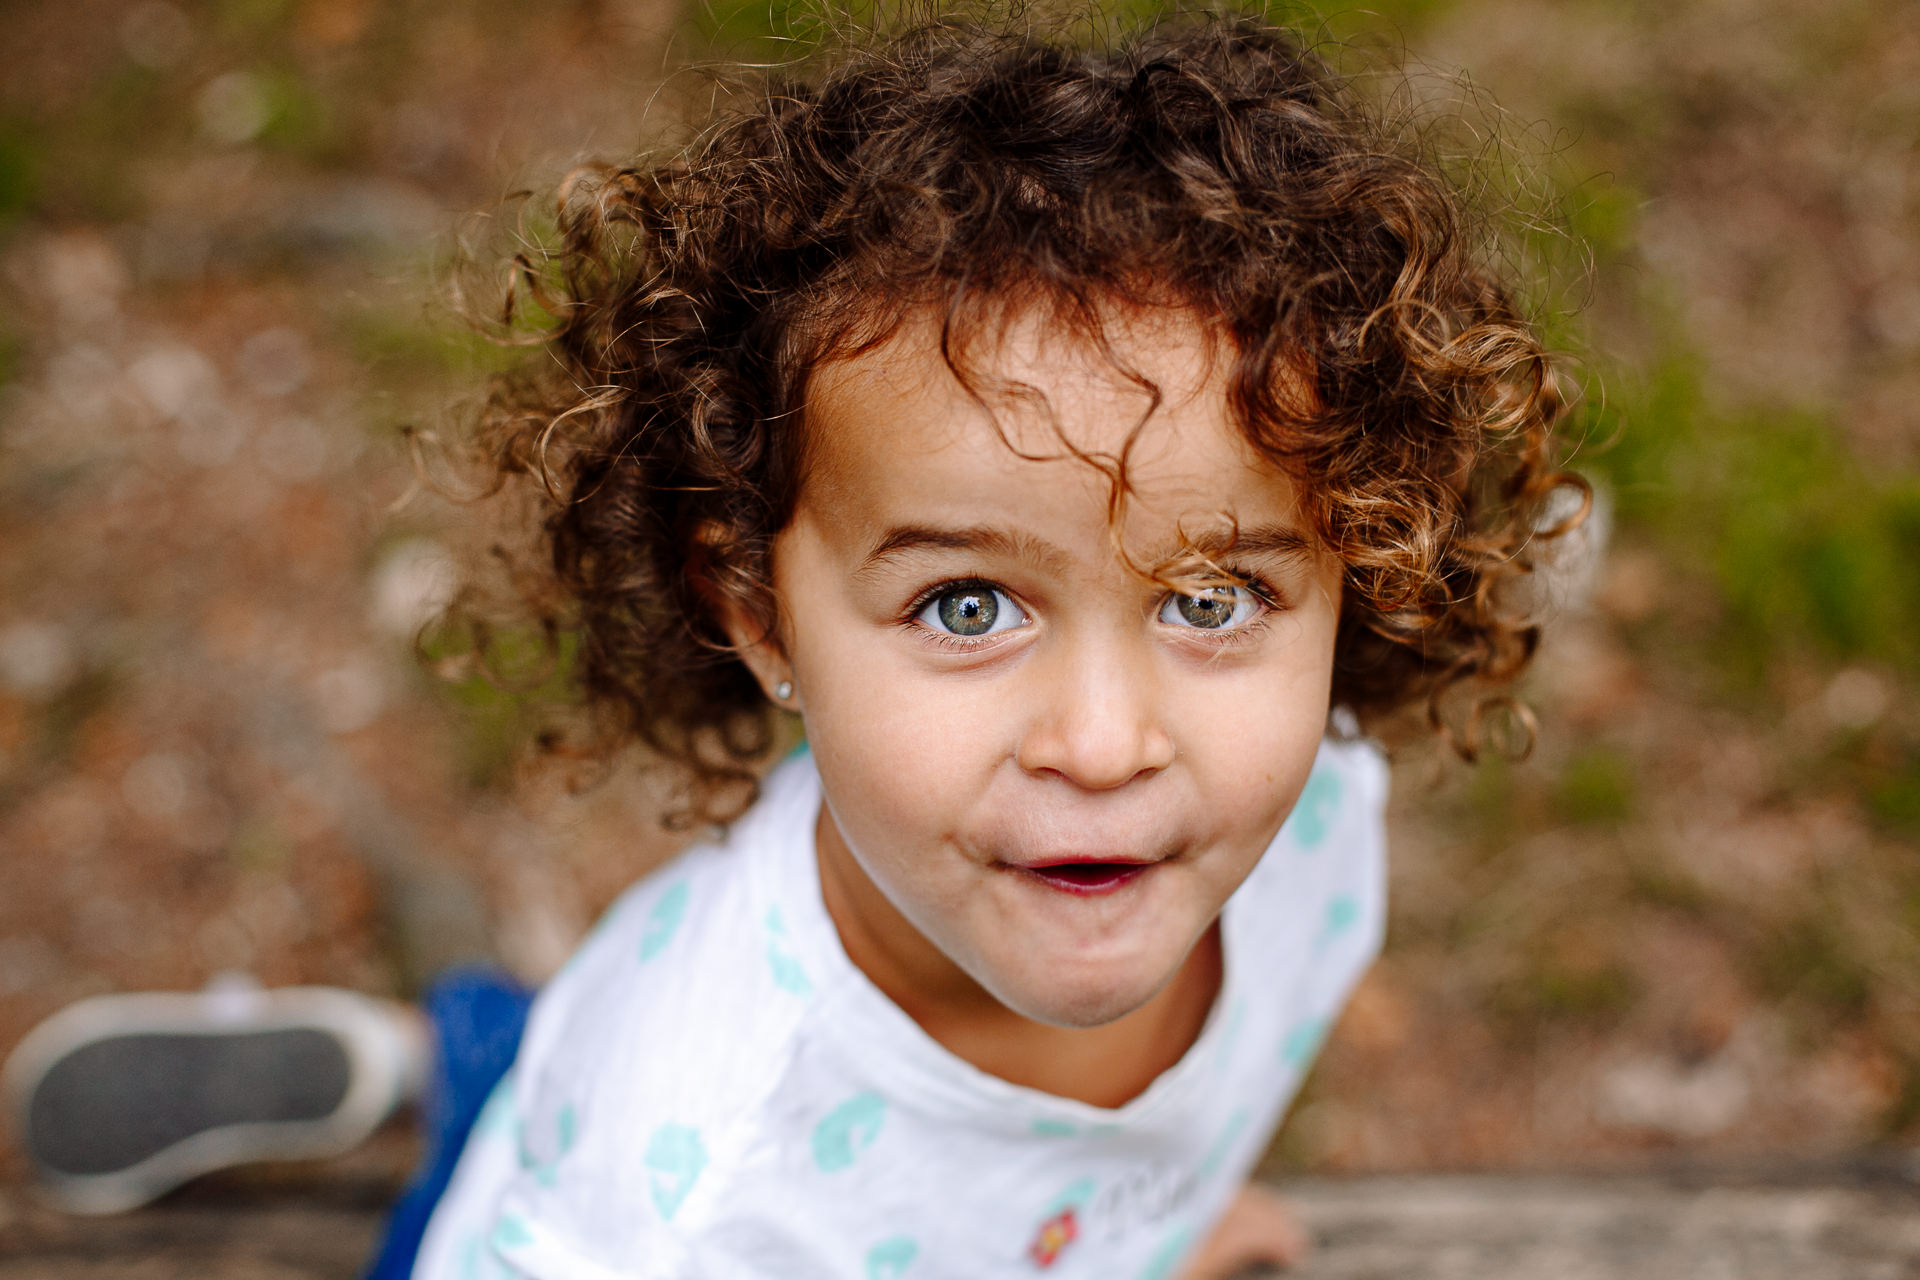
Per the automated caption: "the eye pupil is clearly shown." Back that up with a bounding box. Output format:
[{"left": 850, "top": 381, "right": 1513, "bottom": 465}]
[
  {"left": 1178, "top": 590, "right": 1234, "bottom": 628},
  {"left": 938, "top": 590, "right": 998, "bottom": 636}
]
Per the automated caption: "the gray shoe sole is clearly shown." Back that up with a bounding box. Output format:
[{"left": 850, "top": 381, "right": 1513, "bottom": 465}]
[{"left": 4, "top": 987, "right": 418, "bottom": 1214}]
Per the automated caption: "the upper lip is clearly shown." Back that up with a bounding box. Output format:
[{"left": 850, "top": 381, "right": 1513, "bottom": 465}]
[{"left": 1003, "top": 853, "right": 1160, "bottom": 870}]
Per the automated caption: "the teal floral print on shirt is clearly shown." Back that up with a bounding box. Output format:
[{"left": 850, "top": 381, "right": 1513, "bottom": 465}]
[
  {"left": 1197, "top": 1107, "right": 1251, "bottom": 1180},
  {"left": 1028, "top": 1116, "right": 1119, "bottom": 1140},
  {"left": 1281, "top": 1016, "right": 1330, "bottom": 1069},
  {"left": 1137, "top": 1226, "right": 1196, "bottom": 1280},
  {"left": 1318, "top": 894, "right": 1360, "bottom": 951},
  {"left": 463, "top": 1229, "right": 518, "bottom": 1280},
  {"left": 812, "top": 1091, "right": 887, "bottom": 1172},
  {"left": 460, "top": 1233, "right": 485, "bottom": 1280},
  {"left": 1286, "top": 765, "right": 1341, "bottom": 850},
  {"left": 1043, "top": 1175, "right": 1097, "bottom": 1218},
  {"left": 638, "top": 881, "right": 690, "bottom": 962},
  {"left": 764, "top": 906, "right": 812, "bottom": 996},
  {"left": 473, "top": 1074, "right": 515, "bottom": 1140},
  {"left": 865, "top": 1235, "right": 919, "bottom": 1279},
  {"left": 517, "top": 1101, "right": 577, "bottom": 1188},
  {"left": 537, "top": 1104, "right": 576, "bottom": 1188},
  {"left": 643, "top": 1123, "right": 708, "bottom": 1220},
  {"left": 489, "top": 1213, "right": 534, "bottom": 1251}
]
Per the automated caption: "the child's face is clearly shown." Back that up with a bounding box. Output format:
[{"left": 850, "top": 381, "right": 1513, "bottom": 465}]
[{"left": 761, "top": 304, "right": 1342, "bottom": 1030}]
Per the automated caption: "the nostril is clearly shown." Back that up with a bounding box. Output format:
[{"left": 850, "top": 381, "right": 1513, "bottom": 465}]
[
  {"left": 1016, "top": 742, "right": 1171, "bottom": 791},
  {"left": 1014, "top": 668, "right": 1173, "bottom": 787}
]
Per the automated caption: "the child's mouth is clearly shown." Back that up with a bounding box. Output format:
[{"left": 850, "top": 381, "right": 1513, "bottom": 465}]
[{"left": 1018, "top": 861, "right": 1151, "bottom": 896}]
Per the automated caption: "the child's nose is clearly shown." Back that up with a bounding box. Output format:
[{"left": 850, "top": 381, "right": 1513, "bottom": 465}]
[{"left": 1013, "top": 636, "right": 1175, "bottom": 790}]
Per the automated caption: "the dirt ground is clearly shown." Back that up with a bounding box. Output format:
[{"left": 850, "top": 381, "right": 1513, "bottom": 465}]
[{"left": 4, "top": 1153, "right": 1917, "bottom": 1278}]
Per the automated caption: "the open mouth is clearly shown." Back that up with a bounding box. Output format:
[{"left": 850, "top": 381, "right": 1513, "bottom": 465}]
[{"left": 1017, "top": 861, "right": 1152, "bottom": 896}]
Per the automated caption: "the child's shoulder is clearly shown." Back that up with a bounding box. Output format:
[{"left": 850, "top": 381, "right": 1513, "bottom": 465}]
[
  {"left": 1233, "top": 731, "right": 1390, "bottom": 962},
  {"left": 524, "top": 751, "right": 827, "bottom": 1074},
  {"left": 1281, "top": 730, "right": 1390, "bottom": 852},
  {"left": 459, "top": 758, "right": 831, "bottom": 1270}
]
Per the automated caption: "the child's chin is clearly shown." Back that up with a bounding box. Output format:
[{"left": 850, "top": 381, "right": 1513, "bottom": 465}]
[{"left": 987, "top": 967, "right": 1169, "bottom": 1030}]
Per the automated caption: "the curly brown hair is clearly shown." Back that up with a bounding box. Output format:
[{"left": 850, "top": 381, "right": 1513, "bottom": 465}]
[{"left": 464, "top": 11, "right": 1582, "bottom": 825}]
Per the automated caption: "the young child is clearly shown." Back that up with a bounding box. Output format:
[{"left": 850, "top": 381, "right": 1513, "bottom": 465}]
[
  {"left": 3, "top": 14, "right": 1574, "bottom": 1278},
  {"left": 0, "top": 9, "right": 1589, "bottom": 1273},
  {"left": 389, "top": 13, "right": 1576, "bottom": 1278}
]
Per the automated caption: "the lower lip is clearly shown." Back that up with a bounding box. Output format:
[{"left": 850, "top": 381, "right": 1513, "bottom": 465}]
[{"left": 1015, "top": 863, "right": 1152, "bottom": 897}]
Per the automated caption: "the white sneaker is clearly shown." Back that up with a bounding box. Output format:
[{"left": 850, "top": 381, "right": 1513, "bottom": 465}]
[{"left": 2, "top": 981, "right": 425, "bottom": 1214}]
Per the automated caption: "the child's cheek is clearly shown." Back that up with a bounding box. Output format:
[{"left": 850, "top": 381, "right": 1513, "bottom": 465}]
[
  {"left": 802, "top": 661, "right": 1007, "bottom": 846},
  {"left": 1190, "top": 639, "right": 1339, "bottom": 849}
]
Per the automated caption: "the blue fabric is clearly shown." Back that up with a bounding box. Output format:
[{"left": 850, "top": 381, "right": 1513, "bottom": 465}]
[{"left": 364, "top": 968, "right": 534, "bottom": 1280}]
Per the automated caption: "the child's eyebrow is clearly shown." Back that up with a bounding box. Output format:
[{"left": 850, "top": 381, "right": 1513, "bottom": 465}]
[
  {"left": 853, "top": 521, "right": 1313, "bottom": 579},
  {"left": 855, "top": 525, "right": 1070, "bottom": 577},
  {"left": 1145, "top": 522, "right": 1316, "bottom": 569}
]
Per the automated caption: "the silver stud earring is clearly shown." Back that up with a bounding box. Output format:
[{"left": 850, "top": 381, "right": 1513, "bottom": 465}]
[{"left": 774, "top": 680, "right": 794, "bottom": 702}]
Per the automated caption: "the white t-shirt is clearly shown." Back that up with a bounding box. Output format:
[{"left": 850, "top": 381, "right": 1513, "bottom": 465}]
[{"left": 414, "top": 738, "right": 1387, "bottom": 1280}]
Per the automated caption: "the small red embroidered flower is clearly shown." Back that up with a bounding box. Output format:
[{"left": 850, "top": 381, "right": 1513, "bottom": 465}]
[{"left": 1027, "top": 1207, "right": 1079, "bottom": 1267}]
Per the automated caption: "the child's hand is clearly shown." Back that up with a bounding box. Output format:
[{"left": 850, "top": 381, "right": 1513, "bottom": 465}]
[{"left": 1178, "top": 1183, "right": 1310, "bottom": 1278}]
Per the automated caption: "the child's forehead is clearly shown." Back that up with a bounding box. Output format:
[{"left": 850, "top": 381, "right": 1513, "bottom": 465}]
[
  {"left": 798, "top": 302, "right": 1313, "bottom": 548},
  {"left": 808, "top": 301, "right": 1237, "bottom": 454}
]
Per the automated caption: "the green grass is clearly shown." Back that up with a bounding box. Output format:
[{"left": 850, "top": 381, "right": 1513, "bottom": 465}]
[
  {"left": 1577, "top": 347, "right": 1920, "bottom": 690},
  {"left": 676, "top": 0, "right": 1460, "bottom": 70},
  {"left": 1625, "top": 855, "right": 1712, "bottom": 916},
  {"left": 419, "top": 618, "right": 584, "bottom": 790},
  {"left": 346, "top": 306, "right": 535, "bottom": 383},
  {"left": 1488, "top": 937, "right": 1639, "bottom": 1029},
  {"left": 227, "top": 815, "right": 294, "bottom": 872},
  {"left": 1751, "top": 910, "right": 1875, "bottom": 1020},
  {"left": 0, "top": 116, "right": 37, "bottom": 228},
  {"left": 253, "top": 67, "right": 350, "bottom": 164},
  {"left": 1529, "top": 961, "right": 1638, "bottom": 1021},
  {"left": 1554, "top": 748, "right": 1635, "bottom": 827},
  {"left": 1869, "top": 759, "right": 1920, "bottom": 835}
]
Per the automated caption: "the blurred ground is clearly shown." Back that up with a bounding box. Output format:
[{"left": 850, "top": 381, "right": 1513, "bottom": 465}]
[
  {"left": 0, "top": 1131, "right": 414, "bottom": 1279},
  {"left": 1277, "top": 1165, "right": 1920, "bottom": 1280},
  {"left": 0, "top": 0, "right": 1916, "bottom": 1232},
  {"left": 4, "top": 1157, "right": 1918, "bottom": 1278}
]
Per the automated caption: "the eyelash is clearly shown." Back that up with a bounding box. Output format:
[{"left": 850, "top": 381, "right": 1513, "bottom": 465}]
[
  {"left": 901, "top": 578, "right": 1021, "bottom": 651},
  {"left": 1173, "top": 576, "right": 1283, "bottom": 649},
  {"left": 899, "top": 572, "right": 1286, "bottom": 649}
]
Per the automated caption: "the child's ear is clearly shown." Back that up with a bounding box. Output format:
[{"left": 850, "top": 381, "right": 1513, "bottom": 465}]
[
  {"left": 690, "top": 523, "right": 797, "bottom": 707},
  {"left": 717, "top": 598, "right": 796, "bottom": 707}
]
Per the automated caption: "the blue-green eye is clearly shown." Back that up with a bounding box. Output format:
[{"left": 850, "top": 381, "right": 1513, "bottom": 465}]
[
  {"left": 917, "top": 584, "right": 1027, "bottom": 638},
  {"left": 1159, "top": 585, "right": 1262, "bottom": 630}
]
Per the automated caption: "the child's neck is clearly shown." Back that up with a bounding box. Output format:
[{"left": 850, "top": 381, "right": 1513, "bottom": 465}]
[{"left": 815, "top": 808, "right": 1223, "bottom": 1110}]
